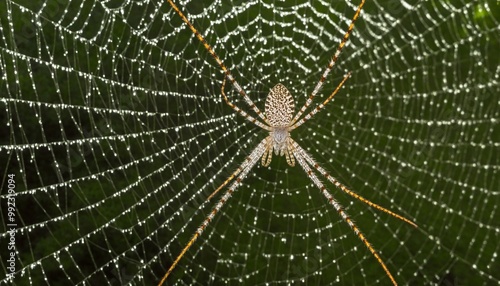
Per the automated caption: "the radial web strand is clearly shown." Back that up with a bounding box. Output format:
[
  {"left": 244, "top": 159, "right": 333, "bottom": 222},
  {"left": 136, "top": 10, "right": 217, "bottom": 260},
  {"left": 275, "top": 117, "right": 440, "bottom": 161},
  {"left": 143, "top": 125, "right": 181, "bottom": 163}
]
[{"left": 0, "top": 0, "right": 499, "bottom": 285}]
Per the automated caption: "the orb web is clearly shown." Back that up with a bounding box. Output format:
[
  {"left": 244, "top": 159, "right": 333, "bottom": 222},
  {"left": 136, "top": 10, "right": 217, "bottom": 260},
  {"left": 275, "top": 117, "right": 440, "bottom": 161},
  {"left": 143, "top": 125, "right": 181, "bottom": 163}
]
[{"left": 0, "top": 0, "right": 498, "bottom": 285}]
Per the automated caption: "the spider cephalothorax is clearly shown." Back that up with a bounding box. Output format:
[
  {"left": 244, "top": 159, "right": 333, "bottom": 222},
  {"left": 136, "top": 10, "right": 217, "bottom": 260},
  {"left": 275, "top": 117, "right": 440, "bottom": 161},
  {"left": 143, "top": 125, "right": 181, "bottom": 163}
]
[{"left": 162, "top": 1, "right": 417, "bottom": 285}]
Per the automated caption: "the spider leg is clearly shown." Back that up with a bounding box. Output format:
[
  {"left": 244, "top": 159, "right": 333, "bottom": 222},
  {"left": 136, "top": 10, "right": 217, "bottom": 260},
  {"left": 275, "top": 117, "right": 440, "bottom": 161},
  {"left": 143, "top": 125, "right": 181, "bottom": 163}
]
[
  {"left": 291, "top": 139, "right": 417, "bottom": 227},
  {"left": 159, "top": 138, "right": 267, "bottom": 286},
  {"left": 222, "top": 78, "right": 271, "bottom": 130},
  {"left": 292, "top": 142, "right": 398, "bottom": 286},
  {"left": 167, "top": 0, "right": 269, "bottom": 124},
  {"left": 291, "top": 0, "right": 365, "bottom": 125},
  {"left": 290, "top": 72, "right": 351, "bottom": 130},
  {"left": 285, "top": 137, "right": 295, "bottom": 167},
  {"left": 207, "top": 168, "right": 241, "bottom": 201},
  {"left": 261, "top": 136, "right": 273, "bottom": 167},
  {"left": 207, "top": 135, "right": 274, "bottom": 201},
  {"left": 207, "top": 161, "right": 242, "bottom": 202}
]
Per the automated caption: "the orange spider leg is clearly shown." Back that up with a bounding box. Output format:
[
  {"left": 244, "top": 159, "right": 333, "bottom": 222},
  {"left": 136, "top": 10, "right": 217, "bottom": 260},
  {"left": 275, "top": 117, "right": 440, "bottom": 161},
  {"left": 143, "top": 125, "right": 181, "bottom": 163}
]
[
  {"left": 159, "top": 138, "right": 268, "bottom": 285},
  {"left": 291, "top": 0, "right": 366, "bottom": 124},
  {"left": 292, "top": 139, "right": 400, "bottom": 286}
]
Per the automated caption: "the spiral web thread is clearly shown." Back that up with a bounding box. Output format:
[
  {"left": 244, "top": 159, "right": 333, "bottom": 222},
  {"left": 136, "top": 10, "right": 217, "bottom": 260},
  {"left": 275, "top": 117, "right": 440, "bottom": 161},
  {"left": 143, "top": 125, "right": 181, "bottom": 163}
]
[{"left": 0, "top": 0, "right": 498, "bottom": 285}]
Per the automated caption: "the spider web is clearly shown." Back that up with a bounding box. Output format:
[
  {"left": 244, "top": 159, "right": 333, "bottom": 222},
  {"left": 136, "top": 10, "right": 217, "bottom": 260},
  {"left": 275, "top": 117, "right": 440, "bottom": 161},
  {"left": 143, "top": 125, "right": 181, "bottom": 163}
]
[{"left": 1, "top": 0, "right": 499, "bottom": 285}]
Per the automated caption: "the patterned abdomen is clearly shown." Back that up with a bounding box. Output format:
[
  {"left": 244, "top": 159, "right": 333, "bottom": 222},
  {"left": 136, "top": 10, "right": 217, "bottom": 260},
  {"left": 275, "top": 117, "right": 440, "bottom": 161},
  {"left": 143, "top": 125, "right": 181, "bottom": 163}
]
[{"left": 265, "top": 84, "right": 295, "bottom": 127}]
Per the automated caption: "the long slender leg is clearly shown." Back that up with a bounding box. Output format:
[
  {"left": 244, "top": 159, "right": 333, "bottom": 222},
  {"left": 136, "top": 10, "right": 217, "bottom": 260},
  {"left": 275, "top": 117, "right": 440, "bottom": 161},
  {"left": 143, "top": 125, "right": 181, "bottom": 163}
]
[
  {"left": 290, "top": 72, "right": 351, "bottom": 130},
  {"left": 291, "top": 0, "right": 365, "bottom": 125},
  {"left": 290, "top": 139, "right": 417, "bottom": 228},
  {"left": 293, "top": 146, "right": 398, "bottom": 286},
  {"left": 159, "top": 138, "right": 267, "bottom": 285},
  {"left": 207, "top": 135, "right": 270, "bottom": 201},
  {"left": 221, "top": 78, "right": 271, "bottom": 130},
  {"left": 167, "top": 0, "right": 269, "bottom": 124},
  {"left": 207, "top": 161, "right": 241, "bottom": 202}
]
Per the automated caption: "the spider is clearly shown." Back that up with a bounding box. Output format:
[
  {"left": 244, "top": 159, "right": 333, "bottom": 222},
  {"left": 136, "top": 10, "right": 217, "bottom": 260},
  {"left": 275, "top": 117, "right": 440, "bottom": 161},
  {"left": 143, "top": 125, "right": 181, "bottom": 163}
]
[{"left": 161, "top": 1, "right": 417, "bottom": 285}]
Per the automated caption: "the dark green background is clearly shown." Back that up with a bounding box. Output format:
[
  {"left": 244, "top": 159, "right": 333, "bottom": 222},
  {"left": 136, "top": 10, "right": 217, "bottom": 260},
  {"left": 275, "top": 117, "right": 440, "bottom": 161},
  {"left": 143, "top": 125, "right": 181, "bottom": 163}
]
[{"left": 0, "top": 0, "right": 498, "bottom": 285}]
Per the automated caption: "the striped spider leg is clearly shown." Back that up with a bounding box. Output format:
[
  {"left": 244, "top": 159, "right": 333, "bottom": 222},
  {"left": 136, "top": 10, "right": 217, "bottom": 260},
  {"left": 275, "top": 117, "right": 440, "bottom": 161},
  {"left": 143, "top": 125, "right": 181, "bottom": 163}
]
[
  {"left": 161, "top": 0, "right": 417, "bottom": 285},
  {"left": 290, "top": 139, "right": 417, "bottom": 286}
]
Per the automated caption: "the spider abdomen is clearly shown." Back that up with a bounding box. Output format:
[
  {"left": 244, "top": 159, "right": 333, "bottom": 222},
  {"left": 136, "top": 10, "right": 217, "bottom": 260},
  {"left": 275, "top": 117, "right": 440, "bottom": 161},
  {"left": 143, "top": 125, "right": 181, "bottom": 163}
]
[{"left": 265, "top": 83, "right": 295, "bottom": 127}]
